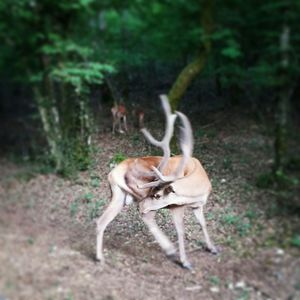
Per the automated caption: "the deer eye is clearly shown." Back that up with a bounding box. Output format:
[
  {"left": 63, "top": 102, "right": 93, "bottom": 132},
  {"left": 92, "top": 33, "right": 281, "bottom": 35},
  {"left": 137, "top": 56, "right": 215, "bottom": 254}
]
[
  {"left": 164, "top": 185, "right": 175, "bottom": 195},
  {"left": 154, "top": 194, "right": 161, "bottom": 199}
]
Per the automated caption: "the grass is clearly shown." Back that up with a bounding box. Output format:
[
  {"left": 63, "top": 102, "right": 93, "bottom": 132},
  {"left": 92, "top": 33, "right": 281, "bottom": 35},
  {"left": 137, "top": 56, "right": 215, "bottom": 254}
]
[
  {"left": 109, "top": 152, "right": 127, "bottom": 167},
  {"left": 90, "top": 177, "right": 101, "bottom": 188},
  {"left": 236, "top": 290, "right": 250, "bottom": 300},
  {"left": 209, "top": 275, "right": 221, "bottom": 286},
  {"left": 220, "top": 211, "right": 252, "bottom": 237},
  {"left": 70, "top": 199, "right": 80, "bottom": 217},
  {"left": 81, "top": 192, "right": 94, "bottom": 203},
  {"left": 70, "top": 192, "right": 105, "bottom": 221},
  {"left": 256, "top": 170, "right": 300, "bottom": 189},
  {"left": 223, "top": 157, "right": 233, "bottom": 171},
  {"left": 131, "top": 133, "right": 141, "bottom": 145},
  {"left": 88, "top": 199, "right": 105, "bottom": 220},
  {"left": 27, "top": 237, "right": 34, "bottom": 245},
  {"left": 195, "top": 127, "right": 217, "bottom": 139}
]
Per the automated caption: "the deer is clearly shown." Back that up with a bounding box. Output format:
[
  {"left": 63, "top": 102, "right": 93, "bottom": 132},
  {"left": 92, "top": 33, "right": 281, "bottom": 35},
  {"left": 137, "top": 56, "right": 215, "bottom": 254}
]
[
  {"left": 131, "top": 102, "right": 145, "bottom": 129},
  {"left": 111, "top": 102, "right": 128, "bottom": 134},
  {"left": 96, "top": 95, "right": 217, "bottom": 270},
  {"left": 136, "top": 109, "right": 145, "bottom": 129}
]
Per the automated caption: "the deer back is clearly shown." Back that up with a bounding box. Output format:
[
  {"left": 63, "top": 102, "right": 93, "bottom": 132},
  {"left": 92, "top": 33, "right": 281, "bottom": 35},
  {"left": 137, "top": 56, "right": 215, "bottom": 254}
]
[{"left": 169, "top": 157, "right": 211, "bottom": 197}]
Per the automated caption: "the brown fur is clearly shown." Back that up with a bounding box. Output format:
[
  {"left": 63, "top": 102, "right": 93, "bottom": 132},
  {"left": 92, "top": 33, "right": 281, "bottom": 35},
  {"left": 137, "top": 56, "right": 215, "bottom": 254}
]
[{"left": 111, "top": 104, "right": 128, "bottom": 133}]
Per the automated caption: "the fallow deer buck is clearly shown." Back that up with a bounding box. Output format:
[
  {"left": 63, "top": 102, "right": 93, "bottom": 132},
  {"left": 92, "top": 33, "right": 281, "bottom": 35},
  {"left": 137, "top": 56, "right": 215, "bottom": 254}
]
[
  {"left": 97, "top": 95, "right": 217, "bottom": 269},
  {"left": 111, "top": 103, "right": 128, "bottom": 134}
]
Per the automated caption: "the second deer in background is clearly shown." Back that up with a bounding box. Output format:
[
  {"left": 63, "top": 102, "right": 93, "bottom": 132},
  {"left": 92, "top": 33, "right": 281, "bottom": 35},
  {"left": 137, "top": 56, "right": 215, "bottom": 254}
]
[
  {"left": 111, "top": 103, "right": 128, "bottom": 134},
  {"left": 131, "top": 103, "right": 145, "bottom": 129}
]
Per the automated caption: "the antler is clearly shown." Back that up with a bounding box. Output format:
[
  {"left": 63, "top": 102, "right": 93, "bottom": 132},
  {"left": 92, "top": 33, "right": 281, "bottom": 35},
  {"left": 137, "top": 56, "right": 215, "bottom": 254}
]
[
  {"left": 139, "top": 95, "right": 194, "bottom": 189},
  {"left": 141, "top": 95, "right": 177, "bottom": 172},
  {"left": 151, "top": 110, "right": 194, "bottom": 183}
]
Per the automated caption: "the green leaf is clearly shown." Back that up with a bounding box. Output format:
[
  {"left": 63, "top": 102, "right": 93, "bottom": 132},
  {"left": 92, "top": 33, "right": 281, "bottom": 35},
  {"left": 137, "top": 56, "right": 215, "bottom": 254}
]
[{"left": 291, "top": 236, "right": 300, "bottom": 248}]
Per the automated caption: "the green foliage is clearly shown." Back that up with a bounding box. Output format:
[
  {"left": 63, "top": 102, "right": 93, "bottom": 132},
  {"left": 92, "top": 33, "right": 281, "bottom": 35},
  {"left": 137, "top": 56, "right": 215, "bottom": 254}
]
[
  {"left": 131, "top": 133, "right": 141, "bottom": 145},
  {"left": 223, "top": 157, "right": 233, "bottom": 171},
  {"left": 209, "top": 275, "right": 221, "bottom": 286},
  {"left": 0, "top": 0, "right": 115, "bottom": 175},
  {"left": 59, "top": 138, "right": 92, "bottom": 177},
  {"left": 27, "top": 237, "right": 34, "bottom": 245},
  {"left": 221, "top": 39, "right": 242, "bottom": 59},
  {"left": 90, "top": 177, "right": 101, "bottom": 188},
  {"left": 70, "top": 192, "right": 105, "bottom": 221},
  {"left": 41, "top": 36, "right": 93, "bottom": 58},
  {"left": 221, "top": 211, "right": 252, "bottom": 237},
  {"left": 1, "top": 0, "right": 300, "bottom": 179},
  {"left": 88, "top": 199, "right": 105, "bottom": 220},
  {"left": 109, "top": 152, "right": 127, "bottom": 165},
  {"left": 256, "top": 171, "right": 299, "bottom": 189},
  {"left": 82, "top": 192, "right": 94, "bottom": 203},
  {"left": 1, "top": 0, "right": 300, "bottom": 88},
  {"left": 70, "top": 198, "right": 80, "bottom": 217},
  {"left": 256, "top": 172, "right": 275, "bottom": 189},
  {"left": 51, "top": 62, "right": 115, "bottom": 94},
  {"left": 291, "top": 235, "right": 300, "bottom": 248}
]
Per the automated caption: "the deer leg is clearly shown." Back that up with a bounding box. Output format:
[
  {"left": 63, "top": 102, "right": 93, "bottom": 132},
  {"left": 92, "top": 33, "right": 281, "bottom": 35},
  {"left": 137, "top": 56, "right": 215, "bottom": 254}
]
[
  {"left": 170, "top": 206, "right": 192, "bottom": 270},
  {"left": 193, "top": 205, "right": 217, "bottom": 254},
  {"left": 112, "top": 116, "right": 117, "bottom": 134},
  {"left": 123, "top": 115, "right": 128, "bottom": 132},
  {"left": 141, "top": 210, "right": 176, "bottom": 259},
  {"left": 96, "top": 185, "right": 125, "bottom": 262},
  {"left": 118, "top": 117, "right": 123, "bottom": 133}
]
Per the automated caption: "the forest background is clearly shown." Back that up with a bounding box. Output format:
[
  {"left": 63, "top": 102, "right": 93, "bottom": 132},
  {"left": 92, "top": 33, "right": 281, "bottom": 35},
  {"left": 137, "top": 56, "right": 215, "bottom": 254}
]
[{"left": 0, "top": 1, "right": 299, "bottom": 299}]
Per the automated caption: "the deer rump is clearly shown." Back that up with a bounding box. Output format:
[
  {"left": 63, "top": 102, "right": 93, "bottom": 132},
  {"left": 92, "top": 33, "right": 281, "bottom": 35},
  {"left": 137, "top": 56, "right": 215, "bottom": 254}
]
[{"left": 110, "top": 155, "right": 211, "bottom": 213}]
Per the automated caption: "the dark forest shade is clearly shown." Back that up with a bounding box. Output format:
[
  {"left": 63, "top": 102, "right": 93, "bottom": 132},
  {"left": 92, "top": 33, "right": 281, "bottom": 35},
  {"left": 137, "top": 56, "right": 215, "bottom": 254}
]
[{"left": 0, "top": 0, "right": 299, "bottom": 175}]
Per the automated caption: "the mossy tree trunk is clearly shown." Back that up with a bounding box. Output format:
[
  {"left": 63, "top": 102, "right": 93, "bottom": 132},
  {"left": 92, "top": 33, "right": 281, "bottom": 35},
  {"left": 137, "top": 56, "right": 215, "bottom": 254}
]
[
  {"left": 33, "top": 55, "right": 65, "bottom": 171},
  {"left": 33, "top": 84, "right": 64, "bottom": 172},
  {"left": 34, "top": 56, "right": 94, "bottom": 173},
  {"left": 168, "top": 0, "right": 213, "bottom": 111}
]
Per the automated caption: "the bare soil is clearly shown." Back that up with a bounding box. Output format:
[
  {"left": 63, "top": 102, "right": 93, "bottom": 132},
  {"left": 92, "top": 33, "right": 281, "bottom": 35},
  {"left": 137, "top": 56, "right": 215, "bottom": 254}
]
[{"left": 0, "top": 111, "right": 299, "bottom": 300}]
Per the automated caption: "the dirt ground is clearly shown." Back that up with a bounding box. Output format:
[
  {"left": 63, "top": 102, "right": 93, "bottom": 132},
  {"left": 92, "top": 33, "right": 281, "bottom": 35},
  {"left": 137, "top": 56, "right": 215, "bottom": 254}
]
[{"left": 0, "top": 111, "right": 299, "bottom": 300}]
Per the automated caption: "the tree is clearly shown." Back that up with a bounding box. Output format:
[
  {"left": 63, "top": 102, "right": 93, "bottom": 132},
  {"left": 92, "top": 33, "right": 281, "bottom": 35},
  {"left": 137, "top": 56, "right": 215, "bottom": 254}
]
[
  {"left": 0, "top": 0, "right": 114, "bottom": 174},
  {"left": 168, "top": 0, "right": 213, "bottom": 110}
]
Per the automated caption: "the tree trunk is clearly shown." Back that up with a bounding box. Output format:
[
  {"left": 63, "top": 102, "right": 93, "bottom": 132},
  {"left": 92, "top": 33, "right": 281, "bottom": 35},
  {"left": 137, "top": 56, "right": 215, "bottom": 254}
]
[
  {"left": 168, "top": 54, "right": 209, "bottom": 111},
  {"left": 168, "top": 0, "right": 213, "bottom": 111},
  {"left": 274, "top": 24, "right": 291, "bottom": 175},
  {"left": 33, "top": 86, "right": 63, "bottom": 171}
]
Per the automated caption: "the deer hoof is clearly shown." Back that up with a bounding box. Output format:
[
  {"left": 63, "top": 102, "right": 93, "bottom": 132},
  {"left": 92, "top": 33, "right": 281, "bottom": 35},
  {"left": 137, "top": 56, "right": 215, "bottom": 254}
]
[
  {"left": 95, "top": 255, "right": 105, "bottom": 264},
  {"left": 166, "top": 252, "right": 177, "bottom": 263},
  {"left": 208, "top": 246, "right": 219, "bottom": 255},
  {"left": 182, "top": 261, "right": 193, "bottom": 270}
]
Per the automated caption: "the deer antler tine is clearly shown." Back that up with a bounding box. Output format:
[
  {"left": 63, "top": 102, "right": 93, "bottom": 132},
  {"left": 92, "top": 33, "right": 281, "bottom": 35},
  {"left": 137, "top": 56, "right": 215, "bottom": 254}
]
[
  {"left": 157, "top": 95, "right": 177, "bottom": 171},
  {"left": 175, "top": 111, "right": 194, "bottom": 157},
  {"left": 160, "top": 95, "right": 171, "bottom": 115},
  {"left": 140, "top": 96, "right": 194, "bottom": 187},
  {"left": 141, "top": 95, "right": 177, "bottom": 174},
  {"left": 148, "top": 110, "right": 194, "bottom": 183},
  {"left": 137, "top": 180, "right": 161, "bottom": 189},
  {"left": 141, "top": 128, "right": 162, "bottom": 147},
  {"left": 140, "top": 96, "right": 177, "bottom": 148},
  {"left": 160, "top": 95, "right": 176, "bottom": 143},
  {"left": 150, "top": 166, "right": 176, "bottom": 182}
]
